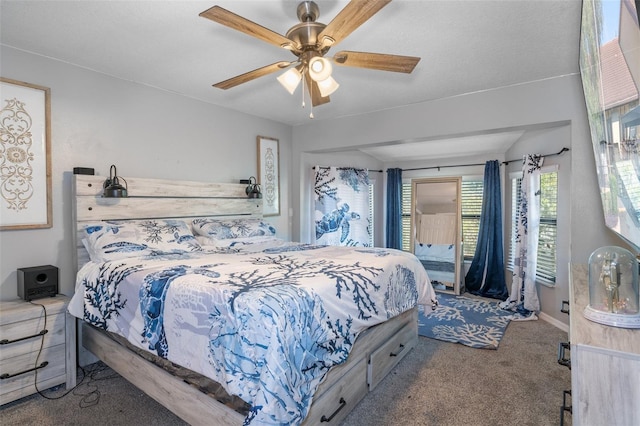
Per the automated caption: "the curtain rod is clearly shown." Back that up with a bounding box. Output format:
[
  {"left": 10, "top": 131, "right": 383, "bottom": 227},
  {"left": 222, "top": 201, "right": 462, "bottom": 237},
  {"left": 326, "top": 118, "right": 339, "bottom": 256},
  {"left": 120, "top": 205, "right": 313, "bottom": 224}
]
[
  {"left": 312, "top": 166, "right": 384, "bottom": 172},
  {"left": 402, "top": 147, "right": 570, "bottom": 172},
  {"left": 312, "top": 147, "right": 570, "bottom": 173}
]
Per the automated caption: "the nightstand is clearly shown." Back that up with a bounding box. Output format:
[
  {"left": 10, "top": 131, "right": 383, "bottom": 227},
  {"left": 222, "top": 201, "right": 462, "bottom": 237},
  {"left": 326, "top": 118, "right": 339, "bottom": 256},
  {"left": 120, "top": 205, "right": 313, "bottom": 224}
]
[
  {"left": 0, "top": 295, "right": 77, "bottom": 405},
  {"left": 569, "top": 264, "right": 640, "bottom": 425}
]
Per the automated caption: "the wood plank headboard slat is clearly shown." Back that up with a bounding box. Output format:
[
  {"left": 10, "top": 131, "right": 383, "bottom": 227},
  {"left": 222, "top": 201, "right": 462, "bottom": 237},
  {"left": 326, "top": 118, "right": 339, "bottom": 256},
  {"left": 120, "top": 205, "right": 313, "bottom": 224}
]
[
  {"left": 75, "top": 198, "right": 261, "bottom": 221},
  {"left": 74, "top": 175, "right": 248, "bottom": 198}
]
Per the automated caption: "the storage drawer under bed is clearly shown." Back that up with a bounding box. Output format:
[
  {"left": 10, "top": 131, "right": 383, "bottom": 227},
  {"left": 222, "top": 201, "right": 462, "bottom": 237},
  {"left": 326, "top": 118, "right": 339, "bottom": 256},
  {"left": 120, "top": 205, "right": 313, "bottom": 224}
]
[
  {"left": 302, "top": 357, "right": 368, "bottom": 424},
  {"left": 368, "top": 319, "right": 416, "bottom": 391}
]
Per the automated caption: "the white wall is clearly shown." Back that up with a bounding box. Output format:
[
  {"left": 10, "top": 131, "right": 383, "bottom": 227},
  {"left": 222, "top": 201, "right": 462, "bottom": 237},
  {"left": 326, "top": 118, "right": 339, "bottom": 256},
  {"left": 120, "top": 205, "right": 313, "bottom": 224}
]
[
  {"left": 291, "top": 74, "right": 630, "bottom": 326},
  {"left": 0, "top": 46, "right": 292, "bottom": 300}
]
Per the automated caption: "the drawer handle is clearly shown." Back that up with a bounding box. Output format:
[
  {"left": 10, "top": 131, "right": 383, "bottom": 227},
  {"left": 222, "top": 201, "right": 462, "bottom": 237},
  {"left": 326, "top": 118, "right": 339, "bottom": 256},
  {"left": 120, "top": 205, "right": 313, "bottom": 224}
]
[
  {"left": 390, "top": 343, "right": 405, "bottom": 357},
  {"left": 320, "top": 397, "right": 346, "bottom": 422},
  {"left": 0, "top": 361, "right": 49, "bottom": 380},
  {"left": 560, "top": 300, "right": 570, "bottom": 315},
  {"left": 0, "top": 329, "right": 48, "bottom": 345},
  {"left": 557, "top": 342, "right": 571, "bottom": 369}
]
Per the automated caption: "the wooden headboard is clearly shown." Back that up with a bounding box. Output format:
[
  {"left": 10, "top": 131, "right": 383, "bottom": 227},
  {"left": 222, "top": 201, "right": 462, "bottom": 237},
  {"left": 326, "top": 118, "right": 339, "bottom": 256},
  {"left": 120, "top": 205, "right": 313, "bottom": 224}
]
[{"left": 73, "top": 175, "right": 262, "bottom": 270}]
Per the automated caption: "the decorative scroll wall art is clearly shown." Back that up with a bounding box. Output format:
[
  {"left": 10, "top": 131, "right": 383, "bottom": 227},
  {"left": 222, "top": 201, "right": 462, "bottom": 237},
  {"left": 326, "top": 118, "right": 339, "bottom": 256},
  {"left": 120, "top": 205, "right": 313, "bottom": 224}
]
[
  {"left": 257, "top": 136, "right": 280, "bottom": 216},
  {"left": 0, "top": 78, "right": 52, "bottom": 230}
]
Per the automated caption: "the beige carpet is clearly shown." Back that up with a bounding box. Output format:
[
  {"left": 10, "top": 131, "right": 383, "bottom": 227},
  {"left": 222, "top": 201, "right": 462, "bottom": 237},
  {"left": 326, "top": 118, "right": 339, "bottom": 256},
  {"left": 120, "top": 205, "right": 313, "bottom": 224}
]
[
  {"left": 342, "top": 319, "right": 571, "bottom": 426},
  {"left": 1, "top": 319, "right": 571, "bottom": 426}
]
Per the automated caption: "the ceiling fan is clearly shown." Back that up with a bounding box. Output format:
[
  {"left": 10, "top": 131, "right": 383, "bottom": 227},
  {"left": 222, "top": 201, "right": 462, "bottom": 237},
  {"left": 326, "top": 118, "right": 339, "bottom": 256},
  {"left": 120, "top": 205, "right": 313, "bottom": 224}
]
[{"left": 199, "top": 0, "right": 420, "bottom": 112}]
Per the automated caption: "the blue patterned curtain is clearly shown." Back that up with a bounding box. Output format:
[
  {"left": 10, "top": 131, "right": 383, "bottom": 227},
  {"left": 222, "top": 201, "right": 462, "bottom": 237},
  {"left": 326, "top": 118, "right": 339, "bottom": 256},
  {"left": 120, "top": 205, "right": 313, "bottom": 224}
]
[
  {"left": 386, "top": 168, "right": 403, "bottom": 249},
  {"left": 465, "top": 160, "right": 508, "bottom": 300},
  {"left": 314, "top": 166, "right": 371, "bottom": 246},
  {"left": 500, "top": 155, "right": 543, "bottom": 320}
]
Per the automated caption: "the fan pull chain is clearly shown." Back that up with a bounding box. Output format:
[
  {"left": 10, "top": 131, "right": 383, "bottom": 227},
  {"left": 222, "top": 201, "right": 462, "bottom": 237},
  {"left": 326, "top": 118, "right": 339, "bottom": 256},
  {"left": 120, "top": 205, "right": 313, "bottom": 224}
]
[
  {"left": 300, "top": 72, "right": 313, "bottom": 119},
  {"left": 307, "top": 74, "right": 314, "bottom": 119},
  {"left": 301, "top": 73, "right": 306, "bottom": 109}
]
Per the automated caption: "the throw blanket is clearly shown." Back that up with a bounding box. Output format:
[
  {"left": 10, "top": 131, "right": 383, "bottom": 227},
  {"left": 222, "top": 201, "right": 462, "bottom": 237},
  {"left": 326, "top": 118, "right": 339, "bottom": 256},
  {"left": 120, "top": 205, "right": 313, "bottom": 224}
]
[{"left": 70, "top": 241, "right": 435, "bottom": 425}]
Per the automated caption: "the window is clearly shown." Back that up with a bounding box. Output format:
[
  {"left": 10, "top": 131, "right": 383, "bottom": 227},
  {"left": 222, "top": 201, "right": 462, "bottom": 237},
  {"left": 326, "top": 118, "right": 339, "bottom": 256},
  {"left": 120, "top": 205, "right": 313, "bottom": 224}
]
[
  {"left": 509, "top": 170, "right": 558, "bottom": 284},
  {"left": 461, "top": 180, "right": 484, "bottom": 259},
  {"left": 367, "top": 182, "right": 375, "bottom": 247},
  {"left": 401, "top": 182, "right": 412, "bottom": 251}
]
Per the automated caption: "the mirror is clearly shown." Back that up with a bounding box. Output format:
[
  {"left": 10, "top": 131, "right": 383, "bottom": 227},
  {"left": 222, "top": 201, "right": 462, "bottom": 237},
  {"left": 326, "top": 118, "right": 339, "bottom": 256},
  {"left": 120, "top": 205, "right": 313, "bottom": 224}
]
[
  {"left": 410, "top": 177, "right": 463, "bottom": 294},
  {"left": 579, "top": 0, "right": 640, "bottom": 251}
]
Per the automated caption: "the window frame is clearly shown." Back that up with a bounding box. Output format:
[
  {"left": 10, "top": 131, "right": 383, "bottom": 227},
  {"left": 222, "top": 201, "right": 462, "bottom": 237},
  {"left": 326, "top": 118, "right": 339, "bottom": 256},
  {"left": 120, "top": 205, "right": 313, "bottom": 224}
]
[{"left": 508, "top": 165, "right": 559, "bottom": 286}]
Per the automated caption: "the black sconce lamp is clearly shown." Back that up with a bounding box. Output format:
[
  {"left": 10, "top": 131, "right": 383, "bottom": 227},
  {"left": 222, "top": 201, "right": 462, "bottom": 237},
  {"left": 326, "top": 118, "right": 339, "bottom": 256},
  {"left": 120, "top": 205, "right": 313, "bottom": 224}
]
[
  {"left": 245, "top": 176, "right": 262, "bottom": 199},
  {"left": 102, "top": 165, "right": 128, "bottom": 198}
]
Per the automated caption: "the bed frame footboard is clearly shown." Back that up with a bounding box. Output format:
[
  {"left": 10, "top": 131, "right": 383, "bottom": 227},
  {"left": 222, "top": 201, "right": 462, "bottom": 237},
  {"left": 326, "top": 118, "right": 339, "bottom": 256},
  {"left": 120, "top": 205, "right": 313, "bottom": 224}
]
[
  {"left": 82, "top": 323, "right": 245, "bottom": 425},
  {"left": 81, "top": 307, "right": 418, "bottom": 425}
]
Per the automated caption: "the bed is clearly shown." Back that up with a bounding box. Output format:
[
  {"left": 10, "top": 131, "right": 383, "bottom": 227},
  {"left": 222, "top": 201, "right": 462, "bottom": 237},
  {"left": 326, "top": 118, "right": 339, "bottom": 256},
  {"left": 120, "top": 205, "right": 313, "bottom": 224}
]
[{"left": 69, "top": 174, "right": 436, "bottom": 425}]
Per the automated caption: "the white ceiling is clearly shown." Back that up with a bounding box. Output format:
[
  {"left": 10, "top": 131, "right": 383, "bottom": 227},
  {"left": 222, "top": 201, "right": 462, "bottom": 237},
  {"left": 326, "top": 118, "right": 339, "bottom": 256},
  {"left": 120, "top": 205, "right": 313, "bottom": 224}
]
[{"left": 0, "top": 0, "right": 583, "bottom": 157}]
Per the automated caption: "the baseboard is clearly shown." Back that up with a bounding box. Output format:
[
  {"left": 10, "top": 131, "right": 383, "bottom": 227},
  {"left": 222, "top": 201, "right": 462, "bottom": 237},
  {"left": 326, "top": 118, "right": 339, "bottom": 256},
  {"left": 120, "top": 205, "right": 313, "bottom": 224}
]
[{"left": 539, "top": 311, "right": 569, "bottom": 333}]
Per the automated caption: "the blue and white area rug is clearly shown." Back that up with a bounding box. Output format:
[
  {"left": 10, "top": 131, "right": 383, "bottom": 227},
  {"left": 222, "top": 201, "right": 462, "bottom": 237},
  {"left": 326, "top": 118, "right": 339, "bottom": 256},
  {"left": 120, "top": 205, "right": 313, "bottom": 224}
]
[{"left": 418, "top": 293, "right": 512, "bottom": 349}]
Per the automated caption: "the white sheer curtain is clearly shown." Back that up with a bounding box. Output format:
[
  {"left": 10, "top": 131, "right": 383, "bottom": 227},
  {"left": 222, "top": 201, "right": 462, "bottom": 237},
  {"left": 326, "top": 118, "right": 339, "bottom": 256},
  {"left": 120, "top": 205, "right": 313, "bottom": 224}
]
[
  {"left": 501, "top": 154, "right": 543, "bottom": 320},
  {"left": 313, "top": 166, "right": 371, "bottom": 246}
]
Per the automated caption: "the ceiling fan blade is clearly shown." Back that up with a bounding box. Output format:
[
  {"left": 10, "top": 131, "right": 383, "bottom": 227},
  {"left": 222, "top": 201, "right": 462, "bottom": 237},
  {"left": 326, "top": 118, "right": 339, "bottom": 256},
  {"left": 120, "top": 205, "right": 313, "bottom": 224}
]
[
  {"left": 333, "top": 51, "right": 420, "bottom": 73},
  {"left": 304, "top": 71, "right": 330, "bottom": 106},
  {"left": 317, "top": 0, "right": 391, "bottom": 49},
  {"left": 214, "top": 61, "right": 293, "bottom": 90},
  {"left": 200, "top": 6, "right": 299, "bottom": 51}
]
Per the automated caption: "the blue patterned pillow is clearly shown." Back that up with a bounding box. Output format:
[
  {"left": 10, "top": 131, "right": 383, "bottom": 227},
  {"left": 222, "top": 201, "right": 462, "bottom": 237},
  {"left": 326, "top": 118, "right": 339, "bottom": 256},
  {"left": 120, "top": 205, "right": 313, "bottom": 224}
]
[
  {"left": 83, "top": 219, "right": 201, "bottom": 262},
  {"left": 191, "top": 218, "right": 276, "bottom": 240}
]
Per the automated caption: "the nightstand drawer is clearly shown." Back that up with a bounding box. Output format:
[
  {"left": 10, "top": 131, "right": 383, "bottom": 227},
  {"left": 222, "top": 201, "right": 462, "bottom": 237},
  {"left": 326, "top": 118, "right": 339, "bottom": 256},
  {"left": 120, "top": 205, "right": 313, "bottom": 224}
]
[
  {"left": 0, "top": 312, "right": 66, "bottom": 359},
  {"left": 0, "top": 296, "right": 76, "bottom": 405},
  {"left": 0, "top": 343, "right": 66, "bottom": 396}
]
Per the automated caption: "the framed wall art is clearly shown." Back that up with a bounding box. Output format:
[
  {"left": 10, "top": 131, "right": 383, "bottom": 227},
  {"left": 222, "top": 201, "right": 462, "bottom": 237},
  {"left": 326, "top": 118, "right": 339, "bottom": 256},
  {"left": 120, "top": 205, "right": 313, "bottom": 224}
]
[
  {"left": 257, "top": 136, "right": 280, "bottom": 216},
  {"left": 0, "top": 77, "right": 52, "bottom": 230}
]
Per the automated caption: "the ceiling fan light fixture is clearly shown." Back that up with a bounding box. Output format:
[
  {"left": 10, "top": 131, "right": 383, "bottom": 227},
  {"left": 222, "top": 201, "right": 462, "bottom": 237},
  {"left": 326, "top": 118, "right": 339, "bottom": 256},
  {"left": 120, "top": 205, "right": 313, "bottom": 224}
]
[
  {"left": 317, "top": 75, "right": 339, "bottom": 97},
  {"left": 202, "top": 1, "right": 420, "bottom": 115},
  {"left": 277, "top": 67, "right": 302, "bottom": 94},
  {"left": 308, "top": 56, "right": 332, "bottom": 82}
]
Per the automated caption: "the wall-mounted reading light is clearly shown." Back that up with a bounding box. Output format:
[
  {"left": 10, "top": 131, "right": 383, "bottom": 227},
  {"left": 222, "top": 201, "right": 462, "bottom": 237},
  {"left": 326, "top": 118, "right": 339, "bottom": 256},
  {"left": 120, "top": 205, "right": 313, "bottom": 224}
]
[
  {"left": 245, "top": 176, "right": 262, "bottom": 199},
  {"left": 102, "top": 165, "right": 128, "bottom": 198}
]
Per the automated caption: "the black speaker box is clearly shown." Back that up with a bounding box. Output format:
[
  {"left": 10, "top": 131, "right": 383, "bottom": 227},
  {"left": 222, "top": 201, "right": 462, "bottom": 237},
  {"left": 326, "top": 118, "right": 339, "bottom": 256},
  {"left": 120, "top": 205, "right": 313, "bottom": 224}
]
[
  {"left": 73, "top": 167, "right": 95, "bottom": 175},
  {"left": 17, "top": 265, "right": 59, "bottom": 301}
]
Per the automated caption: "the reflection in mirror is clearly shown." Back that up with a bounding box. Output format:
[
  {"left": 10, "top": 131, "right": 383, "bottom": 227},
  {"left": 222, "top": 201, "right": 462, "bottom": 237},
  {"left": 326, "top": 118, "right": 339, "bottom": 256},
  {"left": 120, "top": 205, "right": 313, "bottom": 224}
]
[
  {"left": 410, "top": 177, "right": 463, "bottom": 294},
  {"left": 580, "top": 0, "right": 640, "bottom": 251}
]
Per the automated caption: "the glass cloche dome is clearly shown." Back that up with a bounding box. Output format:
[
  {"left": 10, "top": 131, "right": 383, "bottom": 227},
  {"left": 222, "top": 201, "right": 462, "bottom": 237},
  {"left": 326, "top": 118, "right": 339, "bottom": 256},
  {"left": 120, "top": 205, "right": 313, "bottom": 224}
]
[{"left": 584, "top": 246, "right": 640, "bottom": 328}]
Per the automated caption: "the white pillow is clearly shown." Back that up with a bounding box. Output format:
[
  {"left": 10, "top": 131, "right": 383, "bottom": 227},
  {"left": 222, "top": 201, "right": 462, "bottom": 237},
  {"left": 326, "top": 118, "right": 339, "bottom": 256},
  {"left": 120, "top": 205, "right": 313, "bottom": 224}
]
[
  {"left": 191, "top": 218, "right": 276, "bottom": 240},
  {"left": 83, "top": 219, "right": 201, "bottom": 262},
  {"left": 196, "top": 235, "right": 281, "bottom": 248}
]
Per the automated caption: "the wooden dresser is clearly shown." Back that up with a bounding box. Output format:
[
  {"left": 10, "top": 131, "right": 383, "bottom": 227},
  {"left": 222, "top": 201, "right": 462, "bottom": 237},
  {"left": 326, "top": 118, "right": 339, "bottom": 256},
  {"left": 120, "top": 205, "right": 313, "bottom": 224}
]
[
  {"left": 569, "top": 264, "right": 640, "bottom": 426},
  {"left": 0, "top": 295, "right": 77, "bottom": 405}
]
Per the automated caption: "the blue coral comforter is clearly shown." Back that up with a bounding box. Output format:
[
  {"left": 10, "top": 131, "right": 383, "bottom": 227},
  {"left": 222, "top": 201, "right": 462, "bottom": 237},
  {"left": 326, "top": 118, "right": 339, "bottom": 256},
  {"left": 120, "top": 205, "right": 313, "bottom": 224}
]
[{"left": 69, "top": 240, "right": 435, "bottom": 425}]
